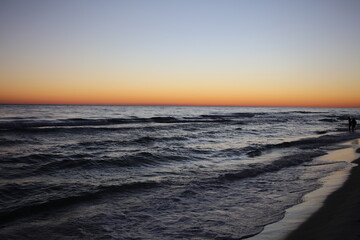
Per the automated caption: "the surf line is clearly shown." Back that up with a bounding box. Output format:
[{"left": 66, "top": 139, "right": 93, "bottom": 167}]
[{"left": 247, "top": 139, "right": 360, "bottom": 240}]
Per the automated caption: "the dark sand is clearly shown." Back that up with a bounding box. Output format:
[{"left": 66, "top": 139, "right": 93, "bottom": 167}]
[{"left": 285, "top": 155, "right": 360, "bottom": 240}]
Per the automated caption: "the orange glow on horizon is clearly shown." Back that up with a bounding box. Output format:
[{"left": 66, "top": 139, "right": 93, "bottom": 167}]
[
  {"left": 1, "top": 84, "right": 359, "bottom": 108},
  {"left": 1, "top": 65, "right": 359, "bottom": 108}
]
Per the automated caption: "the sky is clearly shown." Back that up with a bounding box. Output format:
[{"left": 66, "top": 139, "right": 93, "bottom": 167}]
[{"left": 0, "top": 0, "right": 360, "bottom": 107}]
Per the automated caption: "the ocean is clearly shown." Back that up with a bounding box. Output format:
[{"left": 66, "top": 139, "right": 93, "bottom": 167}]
[{"left": 0, "top": 105, "right": 359, "bottom": 239}]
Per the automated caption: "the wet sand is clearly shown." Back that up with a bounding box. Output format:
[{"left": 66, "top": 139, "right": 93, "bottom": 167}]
[{"left": 285, "top": 153, "right": 360, "bottom": 240}]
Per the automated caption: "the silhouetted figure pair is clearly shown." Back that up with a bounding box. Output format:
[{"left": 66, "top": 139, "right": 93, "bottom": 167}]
[{"left": 348, "top": 117, "right": 357, "bottom": 132}]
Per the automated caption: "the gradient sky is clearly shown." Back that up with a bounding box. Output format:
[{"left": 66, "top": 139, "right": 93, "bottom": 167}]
[{"left": 1, "top": 0, "right": 360, "bottom": 107}]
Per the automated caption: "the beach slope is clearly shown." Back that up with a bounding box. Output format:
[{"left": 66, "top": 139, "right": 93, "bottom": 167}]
[{"left": 285, "top": 155, "right": 360, "bottom": 240}]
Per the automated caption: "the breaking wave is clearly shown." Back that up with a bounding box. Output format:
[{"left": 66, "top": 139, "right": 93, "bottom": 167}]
[{"left": 219, "top": 151, "right": 326, "bottom": 181}]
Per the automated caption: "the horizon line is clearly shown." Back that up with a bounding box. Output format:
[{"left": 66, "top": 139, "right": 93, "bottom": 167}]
[{"left": 0, "top": 103, "right": 359, "bottom": 109}]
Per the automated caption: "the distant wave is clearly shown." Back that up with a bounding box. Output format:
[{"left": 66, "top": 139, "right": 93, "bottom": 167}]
[
  {"left": 2, "top": 110, "right": 348, "bottom": 131},
  {"left": 0, "top": 112, "right": 261, "bottom": 130},
  {"left": 199, "top": 112, "right": 256, "bottom": 119},
  {"left": 281, "top": 111, "right": 326, "bottom": 114},
  {"left": 78, "top": 136, "right": 188, "bottom": 147}
]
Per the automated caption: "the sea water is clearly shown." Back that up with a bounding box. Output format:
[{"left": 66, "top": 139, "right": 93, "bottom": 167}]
[{"left": 0, "top": 105, "right": 359, "bottom": 239}]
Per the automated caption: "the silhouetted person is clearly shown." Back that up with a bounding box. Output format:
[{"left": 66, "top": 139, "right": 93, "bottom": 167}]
[
  {"left": 351, "top": 118, "right": 357, "bottom": 132},
  {"left": 348, "top": 117, "right": 352, "bottom": 131}
]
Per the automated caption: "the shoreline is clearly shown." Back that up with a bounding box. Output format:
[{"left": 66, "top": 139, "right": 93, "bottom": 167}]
[
  {"left": 248, "top": 138, "right": 360, "bottom": 240},
  {"left": 284, "top": 145, "right": 360, "bottom": 240}
]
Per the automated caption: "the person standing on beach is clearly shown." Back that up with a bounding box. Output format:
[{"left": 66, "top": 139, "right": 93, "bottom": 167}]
[
  {"left": 351, "top": 118, "right": 357, "bottom": 132},
  {"left": 348, "top": 117, "right": 352, "bottom": 131}
]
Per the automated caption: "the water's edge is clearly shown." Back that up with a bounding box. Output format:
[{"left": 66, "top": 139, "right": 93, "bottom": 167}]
[{"left": 248, "top": 139, "right": 360, "bottom": 240}]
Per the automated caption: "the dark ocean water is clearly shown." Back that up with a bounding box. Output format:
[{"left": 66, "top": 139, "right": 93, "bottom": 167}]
[{"left": 0, "top": 105, "right": 359, "bottom": 239}]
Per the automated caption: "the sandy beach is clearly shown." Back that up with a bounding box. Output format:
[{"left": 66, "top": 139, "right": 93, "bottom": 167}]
[{"left": 285, "top": 148, "right": 360, "bottom": 240}]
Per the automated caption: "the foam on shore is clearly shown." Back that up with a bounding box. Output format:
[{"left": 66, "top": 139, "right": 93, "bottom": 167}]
[{"left": 248, "top": 139, "right": 360, "bottom": 240}]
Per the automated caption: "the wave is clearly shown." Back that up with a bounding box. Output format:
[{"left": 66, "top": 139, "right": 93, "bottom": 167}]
[
  {"left": 77, "top": 136, "right": 188, "bottom": 148},
  {"left": 4, "top": 110, "right": 326, "bottom": 134},
  {"left": 0, "top": 151, "right": 190, "bottom": 179},
  {"left": 131, "top": 136, "right": 188, "bottom": 145},
  {"left": 199, "top": 113, "right": 255, "bottom": 119},
  {"left": 319, "top": 118, "right": 339, "bottom": 122},
  {"left": 0, "top": 116, "right": 38, "bottom": 120},
  {"left": 43, "top": 152, "right": 189, "bottom": 170},
  {"left": 282, "top": 111, "right": 326, "bottom": 114},
  {"left": 0, "top": 117, "right": 167, "bottom": 130},
  {"left": 0, "top": 138, "right": 29, "bottom": 146},
  {"left": 36, "top": 152, "right": 163, "bottom": 171},
  {"left": 0, "top": 118, "right": 139, "bottom": 130},
  {"left": 216, "top": 133, "right": 360, "bottom": 182},
  {"left": 0, "top": 112, "right": 261, "bottom": 131},
  {"left": 215, "top": 133, "right": 360, "bottom": 161},
  {"left": 0, "top": 180, "right": 159, "bottom": 225},
  {"left": 244, "top": 133, "right": 360, "bottom": 157},
  {"left": 219, "top": 151, "right": 326, "bottom": 181},
  {"left": 77, "top": 137, "right": 157, "bottom": 148},
  {"left": 0, "top": 153, "right": 64, "bottom": 164},
  {"left": 0, "top": 153, "right": 92, "bottom": 179}
]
